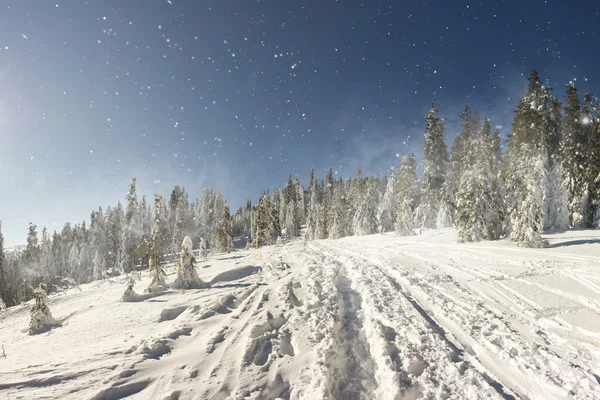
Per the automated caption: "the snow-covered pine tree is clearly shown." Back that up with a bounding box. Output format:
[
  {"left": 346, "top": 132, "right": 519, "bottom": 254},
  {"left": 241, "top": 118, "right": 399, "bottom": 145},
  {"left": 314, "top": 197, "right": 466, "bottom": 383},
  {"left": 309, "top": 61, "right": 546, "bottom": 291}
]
[
  {"left": 560, "top": 82, "right": 585, "bottom": 226},
  {"left": 395, "top": 197, "right": 415, "bottom": 236},
  {"left": 170, "top": 188, "right": 191, "bottom": 256},
  {"left": 284, "top": 200, "right": 301, "bottom": 238},
  {"left": 378, "top": 167, "right": 396, "bottom": 233},
  {"left": 151, "top": 194, "right": 170, "bottom": 259},
  {"left": 328, "top": 179, "right": 350, "bottom": 239},
  {"left": 173, "top": 236, "right": 209, "bottom": 289},
  {"left": 29, "top": 284, "right": 59, "bottom": 335},
  {"left": 416, "top": 104, "right": 449, "bottom": 228},
  {"left": 213, "top": 203, "right": 234, "bottom": 254},
  {"left": 507, "top": 146, "right": 547, "bottom": 248},
  {"left": 545, "top": 161, "right": 569, "bottom": 231},
  {"left": 0, "top": 221, "right": 5, "bottom": 306},
  {"left": 105, "top": 203, "right": 124, "bottom": 274},
  {"left": 199, "top": 237, "right": 208, "bottom": 259},
  {"left": 253, "top": 194, "right": 279, "bottom": 247},
  {"left": 580, "top": 92, "right": 600, "bottom": 227},
  {"left": 455, "top": 119, "right": 501, "bottom": 242},
  {"left": 277, "top": 190, "right": 287, "bottom": 235},
  {"left": 304, "top": 171, "right": 320, "bottom": 241},
  {"left": 505, "top": 70, "right": 565, "bottom": 246},
  {"left": 353, "top": 181, "right": 378, "bottom": 236},
  {"left": 121, "top": 178, "right": 142, "bottom": 273},
  {"left": 294, "top": 176, "right": 306, "bottom": 225},
  {"left": 23, "top": 223, "right": 40, "bottom": 278},
  {"left": 396, "top": 154, "right": 419, "bottom": 235},
  {"left": 267, "top": 197, "right": 282, "bottom": 245},
  {"left": 315, "top": 200, "right": 329, "bottom": 239},
  {"left": 90, "top": 208, "right": 108, "bottom": 280}
]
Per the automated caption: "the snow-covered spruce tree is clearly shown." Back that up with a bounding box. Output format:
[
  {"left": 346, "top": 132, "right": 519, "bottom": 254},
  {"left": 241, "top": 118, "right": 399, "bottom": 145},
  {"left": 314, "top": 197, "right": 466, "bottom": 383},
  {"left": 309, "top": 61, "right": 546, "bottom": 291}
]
[
  {"left": 147, "top": 197, "right": 169, "bottom": 292},
  {"left": 213, "top": 203, "right": 234, "bottom": 254},
  {"left": 151, "top": 194, "right": 170, "bottom": 259},
  {"left": 353, "top": 181, "right": 379, "bottom": 236},
  {"left": 105, "top": 202, "right": 125, "bottom": 274},
  {"left": 284, "top": 201, "right": 301, "bottom": 238},
  {"left": 120, "top": 178, "right": 142, "bottom": 273},
  {"left": 415, "top": 104, "right": 449, "bottom": 228},
  {"left": 304, "top": 172, "right": 320, "bottom": 242},
  {"left": 395, "top": 197, "right": 415, "bottom": 236},
  {"left": 29, "top": 284, "right": 59, "bottom": 335},
  {"left": 199, "top": 237, "right": 208, "bottom": 259},
  {"left": 0, "top": 221, "right": 6, "bottom": 307},
  {"left": 455, "top": 119, "right": 501, "bottom": 242},
  {"left": 90, "top": 208, "right": 108, "bottom": 280},
  {"left": 170, "top": 188, "right": 192, "bottom": 257},
  {"left": 580, "top": 92, "right": 600, "bottom": 227},
  {"left": 396, "top": 154, "right": 419, "bottom": 235},
  {"left": 504, "top": 70, "right": 565, "bottom": 246},
  {"left": 507, "top": 146, "right": 547, "bottom": 248},
  {"left": 377, "top": 167, "right": 396, "bottom": 233},
  {"left": 253, "top": 194, "right": 280, "bottom": 247},
  {"left": 560, "top": 82, "right": 586, "bottom": 225},
  {"left": 267, "top": 197, "right": 282, "bottom": 245},
  {"left": 315, "top": 201, "right": 329, "bottom": 240},
  {"left": 294, "top": 176, "right": 306, "bottom": 225},
  {"left": 545, "top": 161, "right": 570, "bottom": 231},
  {"left": 328, "top": 180, "right": 350, "bottom": 239},
  {"left": 173, "top": 236, "right": 209, "bottom": 289}
]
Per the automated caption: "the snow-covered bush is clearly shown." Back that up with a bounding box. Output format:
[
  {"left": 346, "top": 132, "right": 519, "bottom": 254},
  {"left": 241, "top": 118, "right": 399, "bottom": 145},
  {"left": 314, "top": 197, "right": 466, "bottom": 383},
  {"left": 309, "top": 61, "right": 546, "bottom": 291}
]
[
  {"left": 121, "top": 274, "right": 139, "bottom": 302},
  {"left": 0, "top": 298, "right": 6, "bottom": 311},
  {"left": 173, "top": 236, "right": 209, "bottom": 290},
  {"left": 29, "top": 284, "right": 59, "bottom": 335}
]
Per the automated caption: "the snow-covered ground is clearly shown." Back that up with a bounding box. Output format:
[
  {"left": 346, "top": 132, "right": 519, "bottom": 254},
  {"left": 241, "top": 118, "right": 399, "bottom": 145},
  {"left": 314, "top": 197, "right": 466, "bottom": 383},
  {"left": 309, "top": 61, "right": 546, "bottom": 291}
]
[{"left": 1, "top": 229, "right": 600, "bottom": 399}]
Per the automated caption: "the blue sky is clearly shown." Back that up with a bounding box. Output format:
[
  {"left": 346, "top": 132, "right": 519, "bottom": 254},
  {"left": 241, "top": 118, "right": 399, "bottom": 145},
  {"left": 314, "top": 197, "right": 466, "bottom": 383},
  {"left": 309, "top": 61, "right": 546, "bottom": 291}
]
[{"left": 1, "top": 0, "right": 599, "bottom": 246}]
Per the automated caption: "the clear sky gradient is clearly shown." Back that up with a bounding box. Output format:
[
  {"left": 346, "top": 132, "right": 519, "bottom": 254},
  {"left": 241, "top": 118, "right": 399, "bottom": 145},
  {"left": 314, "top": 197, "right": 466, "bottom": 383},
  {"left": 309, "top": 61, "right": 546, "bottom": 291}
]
[{"left": 1, "top": 0, "right": 599, "bottom": 246}]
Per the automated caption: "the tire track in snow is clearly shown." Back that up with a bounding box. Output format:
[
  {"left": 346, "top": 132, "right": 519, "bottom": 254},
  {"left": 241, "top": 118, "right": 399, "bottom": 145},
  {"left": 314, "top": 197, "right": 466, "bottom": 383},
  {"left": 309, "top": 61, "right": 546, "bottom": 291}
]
[
  {"left": 308, "top": 243, "right": 508, "bottom": 400},
  {"left": 328, "top": 270, "right": 377, "bottom": 400},
  {"left": 327, "top": 240, "right": 600, "bottom": 400}
]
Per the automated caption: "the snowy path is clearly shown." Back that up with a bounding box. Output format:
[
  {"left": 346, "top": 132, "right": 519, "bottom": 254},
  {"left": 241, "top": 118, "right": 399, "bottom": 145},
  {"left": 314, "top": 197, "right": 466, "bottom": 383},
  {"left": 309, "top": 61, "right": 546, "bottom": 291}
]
[{"left": 1, "top": 229, "right": 600, "bottom": 399}]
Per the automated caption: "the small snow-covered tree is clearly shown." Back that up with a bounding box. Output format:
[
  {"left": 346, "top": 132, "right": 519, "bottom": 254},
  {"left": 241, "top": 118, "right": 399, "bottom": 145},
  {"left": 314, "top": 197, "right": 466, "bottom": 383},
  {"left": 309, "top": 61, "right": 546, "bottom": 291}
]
[
  {"left": 29, "top": 284, "right": 59, "bottom": 335},
  {"left": 378, "top": 167, "right": 396, "bottom": 233},
  {"left": 121, "top": 274, "right": 140, "bottom": 302},
  {"left": 146, "top": 243, "right": 167, "bottom": 293},
  {"left": 173, "top": 236, "right": 209, "bottom": 289}
]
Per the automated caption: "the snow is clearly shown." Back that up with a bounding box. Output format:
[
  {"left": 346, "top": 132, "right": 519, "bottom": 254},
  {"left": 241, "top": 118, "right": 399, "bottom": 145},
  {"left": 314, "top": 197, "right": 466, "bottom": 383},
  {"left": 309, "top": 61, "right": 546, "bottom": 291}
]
[{"left": 1, "top": 229, "right": 600, "bottom": 399}]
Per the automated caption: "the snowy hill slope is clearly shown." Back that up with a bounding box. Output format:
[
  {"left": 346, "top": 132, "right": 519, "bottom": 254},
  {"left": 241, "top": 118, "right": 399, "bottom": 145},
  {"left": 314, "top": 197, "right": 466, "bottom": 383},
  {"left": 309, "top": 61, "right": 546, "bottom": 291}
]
[{"left": 1, "top": 229, "right": 600, "bottom": 399}]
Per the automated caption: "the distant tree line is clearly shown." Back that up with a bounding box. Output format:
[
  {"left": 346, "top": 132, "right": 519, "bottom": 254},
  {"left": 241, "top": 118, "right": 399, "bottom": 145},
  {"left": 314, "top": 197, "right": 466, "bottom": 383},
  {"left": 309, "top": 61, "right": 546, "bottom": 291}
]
[{"left": 1, "top": 70, "right": 599, "bottom": 308}]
